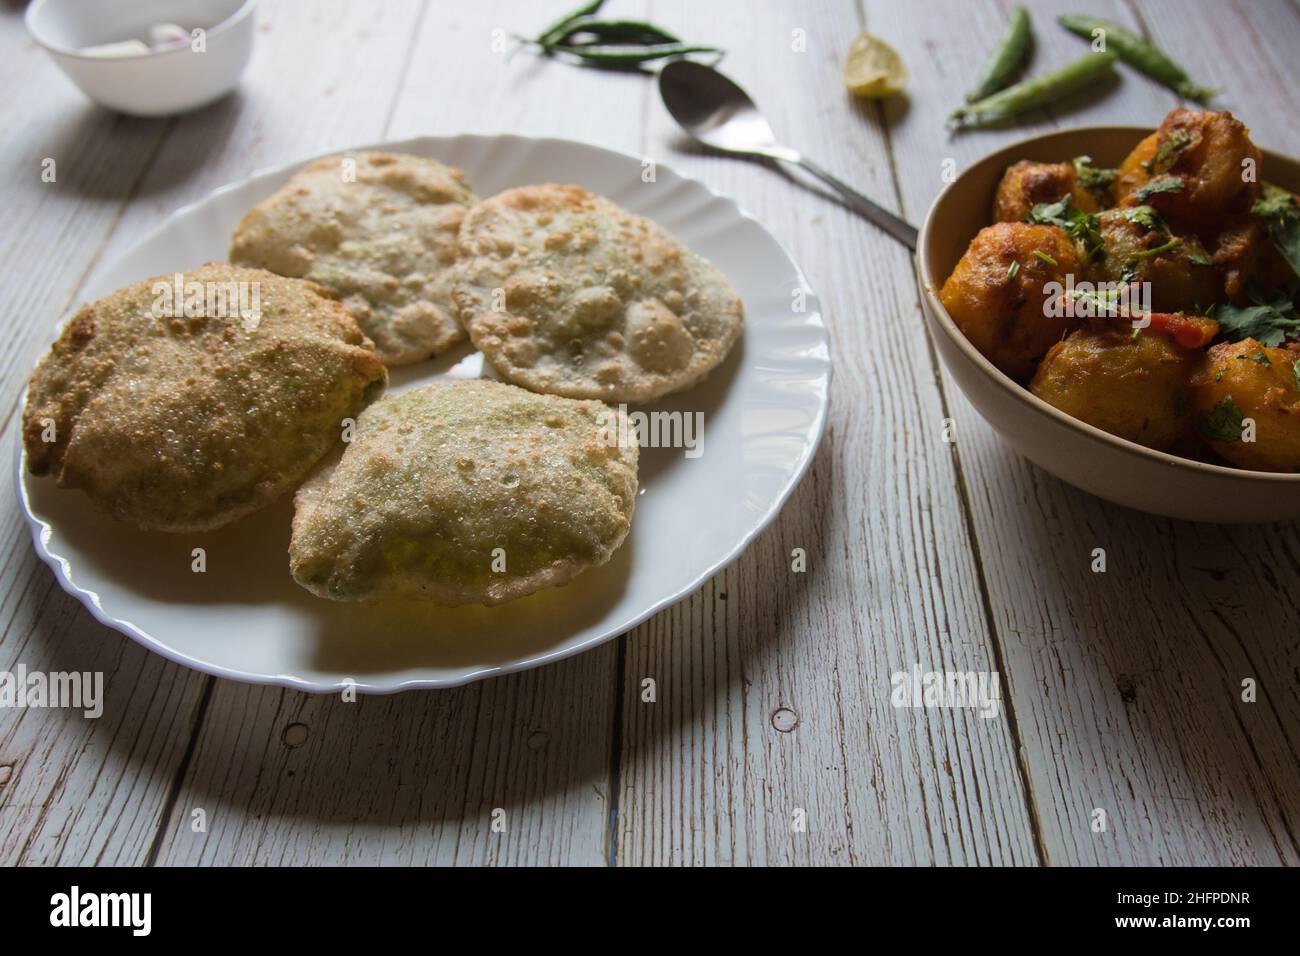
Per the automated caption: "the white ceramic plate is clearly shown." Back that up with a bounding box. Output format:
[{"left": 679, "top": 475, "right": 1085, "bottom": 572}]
[{"left": 19, "top": 134, "right": 830, "bottom": 692}]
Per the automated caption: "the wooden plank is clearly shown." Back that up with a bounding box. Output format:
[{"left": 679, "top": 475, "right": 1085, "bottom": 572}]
[
  {"left": 0, "top": 14, "right": 207, "bottom": 867},
  {"left": 614, "top": 0, "right": 1039, "bottom": 865},
  {"left": 1134, "top": 0, "right": 1300, "bottom": 148},
  {"left": 880, "top": 0, "right": 1300, "bottom": 864},
  {"left": 154, "top": 659, "right": 618, "bottom": 866},
  {"left": 0, "top": 19, "right": 173, "bottom": 411},
  {"left": 151, "top": 0, "right": 655, "bottom": 866},
  {"left": 0, "top": 0, "right": 426, "bottom": 865}
]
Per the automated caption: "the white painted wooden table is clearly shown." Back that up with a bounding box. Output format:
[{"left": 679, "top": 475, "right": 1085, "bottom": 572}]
[{"left": 2, "top": 0, "right": 1298, "bottom": 867}]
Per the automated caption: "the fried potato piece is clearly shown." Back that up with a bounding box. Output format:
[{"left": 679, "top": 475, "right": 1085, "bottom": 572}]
[
  {"left": 1030, "top": 328, "right": 1198, "bottom": 451},
  {"left": 23, "top": 263, "right": 387, "bottom": 531},
  {"left": 452, "top": 184, "right": 743, "bottom": 403},
  {"left": 1114, "top": 131, "right": 1159, "bottom": 206},
  {"left": 230, "top": 152, "right": 477, "bottom": 366},
  {"left": 939, "top": 222, "right": 1082, "bottom": 381},
  {"left": 1212, "top": 212, "right": 1295, "bottom": 301},
  {"left": 1117, "top": 109, "right": 1261, "bottom": 234},
  {"left": 1087, "top": 209, "right": 1219, "bottom": 313},
  {"left": 1191, "top": 339, "right": 1300, "bottom": 472},
  {"left": 289, "top": 379, "right": 639, "bottom": 605},
  {"left": 992, "top": 160, "right": 1101, "bottom": 223}
]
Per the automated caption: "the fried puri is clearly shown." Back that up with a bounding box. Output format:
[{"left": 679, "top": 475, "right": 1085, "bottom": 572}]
[
  {"left": 452, "top": 184, "right": 743, "bottom": 403},
  {"left": 230, "top": 151, "right": 477, "bottom": 366},
  {"left": 288, "top": 379, "right": 639, "bottom": 605},
  {"left": 23, "top": 263, "right": 387, "bottom": 532}
]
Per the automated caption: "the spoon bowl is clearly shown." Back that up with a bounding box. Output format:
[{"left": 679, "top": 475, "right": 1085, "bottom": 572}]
[
  {"left": 658, "top": 60, "right": 917, "bottom": 248},
  {"left": 659, "top": 60, "right": 794, "bottom": 159}
]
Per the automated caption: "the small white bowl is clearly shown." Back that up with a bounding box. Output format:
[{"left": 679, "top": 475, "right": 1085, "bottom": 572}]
[
  {"left": 26, "top": 0, "right": 256, "bottom": 117},
  {"left": 917, "top": 126, "right": 1300, "bottom": 524}
]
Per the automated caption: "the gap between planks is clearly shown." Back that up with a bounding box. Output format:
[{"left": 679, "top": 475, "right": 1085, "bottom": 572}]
[{"left": 853, "top": 0, "right": 1050, "bottom": 865}]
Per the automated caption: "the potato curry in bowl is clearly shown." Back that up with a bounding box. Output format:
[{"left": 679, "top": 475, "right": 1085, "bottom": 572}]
[{"left": 939, "top": 108, "right": 1300, "bottom": 473}]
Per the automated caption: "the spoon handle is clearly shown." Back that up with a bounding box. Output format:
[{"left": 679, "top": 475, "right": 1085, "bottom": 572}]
[{"left": 793, "top": 156, "right": 918, "bottom": 250}]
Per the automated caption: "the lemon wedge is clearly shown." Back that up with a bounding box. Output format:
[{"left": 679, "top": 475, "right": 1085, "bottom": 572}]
[{"left": 843, "top": 32, "right": 907, "bottom": 98}]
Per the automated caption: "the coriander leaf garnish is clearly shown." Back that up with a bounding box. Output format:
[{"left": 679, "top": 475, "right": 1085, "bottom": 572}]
[
  {"left": 1026, "top": 197, "right": 1073, "bottom": 229},
  {"left": 1237, "top": 351, "right": 1271, "bottom": 366},
  {"left": 1072, "top": 155, "right": 1118, "bottom": 195},
  {"left": 1251, "top": 183, "right": 1300, "bottom": 281},
  {"left": 1134, "top": 175, "right": 1185, "bottom": 202},
  {"left": 1212, "top": 285, "right": 1300, "bottom": 346},
  {"left": 1144, "top": 128, "right": 1194, "bottom": 174},
  {"left": 1293, "top": 359, "right": 1300, "bottom": 393},
  {"left": 1114, "top": 204, "right": 1165, "bottom": 231},
  {"left": 1026, "top": 196, "right": 1103, "bottom": 260},
  {"left": 1198, "top": 397, "right": 1245, "bottom": 443},
  {"left": 1067, "top": 286, "right": 1122, "bottom": 316},
  {"left": 1253, "top": 183, "right": 1297, "bottom": 220}
]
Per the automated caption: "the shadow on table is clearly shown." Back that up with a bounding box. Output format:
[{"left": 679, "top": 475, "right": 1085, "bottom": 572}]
[
  {"left": 16, "top": 344, "right": 792, "bottom": 859},
  {"left": 21, "top": 91, "right": 246, "bottom": 201},
  {"left": 40, "top": 435, "right": 831, "bottom": 857}
]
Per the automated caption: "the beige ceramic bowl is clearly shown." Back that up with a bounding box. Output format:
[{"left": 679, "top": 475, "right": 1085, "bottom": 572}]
[{"left": 917, "top": 126, "right": 1300, "bottom": 523}]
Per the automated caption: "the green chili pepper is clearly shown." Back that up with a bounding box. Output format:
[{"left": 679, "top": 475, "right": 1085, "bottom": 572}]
[
  {"left": 551, "top": 18, "right": 681, "bottom": 48},
  {"left": 550, "top": 42, "right": 723, "bottom": 68},
  {"left": 948, "top": 51, "right": 1118, "bottom": 129},
  {"left": 966, "top": 6, "right": 1032, "bottom": 103},
  {"left": 1058, "top": 14, "right": 1215, "bottom": 103},
  {"left": 536, "top": 0, "right": 606, "bottom": 47}
]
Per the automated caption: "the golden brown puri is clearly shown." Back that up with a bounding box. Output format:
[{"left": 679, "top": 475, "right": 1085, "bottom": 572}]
[
  {"left": 938, "top": 222, "right": 1082, "bottom": 381},
  {"left": 23, "top": 262, "right": 388, "bottom": 532},
  {"left": 230, "top": 151, "right": 477, "bottom": 366},
  {"left": 1030, "top": 329, "right": 1199, "bottom": 451},
  {"left": 289, "top": 379, "right": 639, "bottom": 605},
  {"left": 1114, "top": 109, "right": 1262, "bottom": 234},
  {"left": 1087, "top": 208, "right": 1219, "bottom": 314},
  {"left": 1191, "top": 339, "right": 1300, "bottom": 472},
  {"left": 992, "top": 160, "right": 1101, "bottom": 223},
  {"left": 452, "top": 184, "right": 743, "bottom": 403}
]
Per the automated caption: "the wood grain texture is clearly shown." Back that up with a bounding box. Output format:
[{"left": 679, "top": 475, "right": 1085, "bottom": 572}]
[
  {"left": 0, "top": 7, "right": 205, "bottom": 866},
  {"left": 877, "top": 0, "right": 1300, "bottom": 864},
  {"left": 614, "top": 0, "right": 1039, "bottom": 866},
  {"left": 1, "top": 0, "right": 1297, "bottom": 867}
]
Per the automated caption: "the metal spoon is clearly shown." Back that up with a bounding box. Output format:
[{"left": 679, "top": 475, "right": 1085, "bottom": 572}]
[{"left": 658, "top": 60, "right": 918, "bottom": 250}]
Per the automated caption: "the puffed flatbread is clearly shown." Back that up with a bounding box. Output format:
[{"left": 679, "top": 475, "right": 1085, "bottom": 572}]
[
  {"left": 289, "top": 379, "right": 638, "bottom": 605},
  {"left": 452, "top": 184, "right": 743, "bottom": 402},
  {"left": 230, "top": 151, "right": 477, "bottom": 366},
  {"left": 23, "top": 262, "right": 387, "bottom": 532}
]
